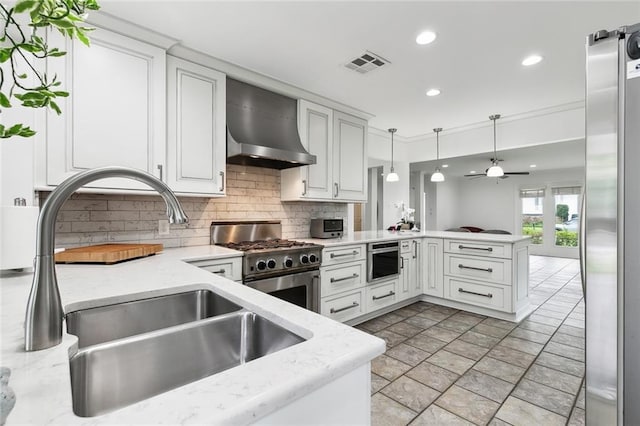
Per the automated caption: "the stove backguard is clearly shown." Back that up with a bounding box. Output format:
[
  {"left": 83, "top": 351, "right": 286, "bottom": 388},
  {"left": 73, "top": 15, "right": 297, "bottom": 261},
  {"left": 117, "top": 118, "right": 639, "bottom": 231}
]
[{"left": 211, "top": 221, "right": 281, "bottom": 245}]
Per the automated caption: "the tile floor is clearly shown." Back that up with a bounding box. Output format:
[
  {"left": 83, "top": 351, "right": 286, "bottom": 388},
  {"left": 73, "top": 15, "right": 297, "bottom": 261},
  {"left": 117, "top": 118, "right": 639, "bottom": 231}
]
[{"left": 358, "top": 256, "right": 585, "bottom": 426}]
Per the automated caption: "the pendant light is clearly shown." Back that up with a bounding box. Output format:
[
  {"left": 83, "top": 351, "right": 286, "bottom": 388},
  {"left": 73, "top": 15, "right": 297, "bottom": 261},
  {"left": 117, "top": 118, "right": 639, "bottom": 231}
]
[
  {"left": 386, "top": 128, "right": 399, "bottom": 182},
  {"left": 486, "top": 114, "right": 504, "bottom": 177},
  {"left": 430, "top": 127, "right": 445, "bottom": 182}
]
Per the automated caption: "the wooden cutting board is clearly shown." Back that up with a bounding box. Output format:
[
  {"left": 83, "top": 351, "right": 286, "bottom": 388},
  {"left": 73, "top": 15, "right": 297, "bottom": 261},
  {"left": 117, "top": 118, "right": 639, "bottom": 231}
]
[{"left": 55, "top": 243, "right": 164, "bottom": 264}]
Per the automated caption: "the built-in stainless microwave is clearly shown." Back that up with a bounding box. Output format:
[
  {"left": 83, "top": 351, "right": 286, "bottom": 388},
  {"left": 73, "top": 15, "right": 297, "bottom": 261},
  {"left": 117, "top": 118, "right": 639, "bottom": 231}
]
[
  {"left": 310, "top": 218, "right": 343, "bottom": 239},
  {"left": 367, "top": 241, "right": 400, "bottom": 283}
]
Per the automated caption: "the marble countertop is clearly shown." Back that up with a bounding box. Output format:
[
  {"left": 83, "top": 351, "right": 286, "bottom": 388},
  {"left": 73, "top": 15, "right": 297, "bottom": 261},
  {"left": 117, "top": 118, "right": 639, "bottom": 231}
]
[
  {"left": 0, "top": 245, "right": 385, "bottom": 425},
  {"left": 302, "top": 230, "right": 531, "bottom": 247}
]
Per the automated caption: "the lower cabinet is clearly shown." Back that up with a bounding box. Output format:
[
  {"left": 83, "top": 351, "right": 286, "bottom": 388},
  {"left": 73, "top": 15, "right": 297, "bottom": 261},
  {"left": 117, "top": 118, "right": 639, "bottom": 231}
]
[
  {"left": 186, "top": 257, "right": 242, "bottom": 282},
  {"left": 320, "top": 289, "right": 365, "bottom": 323},
  {"left": 423, "top": 238, "right": 444, "bottom": 297},
  {"left": 366, "top": 279, "right": 399, "bottom": 312}
]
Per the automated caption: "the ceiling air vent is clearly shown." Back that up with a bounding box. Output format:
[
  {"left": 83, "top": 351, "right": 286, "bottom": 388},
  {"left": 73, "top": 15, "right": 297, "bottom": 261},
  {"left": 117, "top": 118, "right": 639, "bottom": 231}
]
[{"left": 344, "top": 51, "right": 390, "bottom": 74}]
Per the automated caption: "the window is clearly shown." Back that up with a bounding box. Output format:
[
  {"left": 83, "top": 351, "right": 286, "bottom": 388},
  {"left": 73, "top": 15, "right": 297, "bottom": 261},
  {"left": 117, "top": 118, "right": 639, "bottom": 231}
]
[
  {"left": 521, "top": 188, "right": 544, "bottom": 244},
  {"left": 553, "top": 186, "right": 581, "bottom": 247}
]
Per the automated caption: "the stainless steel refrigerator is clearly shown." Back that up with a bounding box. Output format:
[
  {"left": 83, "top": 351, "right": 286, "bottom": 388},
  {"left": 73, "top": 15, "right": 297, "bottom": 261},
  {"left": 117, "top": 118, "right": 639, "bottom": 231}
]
[{"left": 585, "top": 22, "right": 640, "bottom": 425}]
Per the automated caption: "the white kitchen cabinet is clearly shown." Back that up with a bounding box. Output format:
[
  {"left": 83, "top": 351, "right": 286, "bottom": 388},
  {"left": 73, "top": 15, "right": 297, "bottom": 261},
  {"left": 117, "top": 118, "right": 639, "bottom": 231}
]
[
  {"left": 166, "top": 56, "right": 226, "bottom": 195},
  {"left": 281, "top": 101, "right": 367, "bottom": 202},
  {"left": 187, "top": 256, "right": 242, "bottom": 282},
  {"left": 366, "top": 278, "right": 399, "bottom": 311},
  {"left": 399, "top": 239, "right": 421, "bottom": 300},
  {"left": 422, "top": 238, "right": 444, "bottom": 298},
  {"left": 43, "top": 26, "right": 166, "bottom": 191}
]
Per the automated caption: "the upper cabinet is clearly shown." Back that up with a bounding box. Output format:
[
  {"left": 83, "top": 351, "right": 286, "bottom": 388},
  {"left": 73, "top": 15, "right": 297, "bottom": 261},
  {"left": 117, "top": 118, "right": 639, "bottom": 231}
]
[
  {"left": 43, "top": 27, "right": 167, "bottom": 191},
  {"left": 282, "top": 100, "right": 368, "bottom": 202},
  {"left": 166, "top": 56, "right": 226, "bottom": 195}
]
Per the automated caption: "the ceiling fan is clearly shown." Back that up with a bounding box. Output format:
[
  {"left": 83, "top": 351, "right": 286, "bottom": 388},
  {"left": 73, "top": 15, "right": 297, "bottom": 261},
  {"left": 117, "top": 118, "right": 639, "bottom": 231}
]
[{"left": 464, "top": 114, "right": 530, "bottom": 179}]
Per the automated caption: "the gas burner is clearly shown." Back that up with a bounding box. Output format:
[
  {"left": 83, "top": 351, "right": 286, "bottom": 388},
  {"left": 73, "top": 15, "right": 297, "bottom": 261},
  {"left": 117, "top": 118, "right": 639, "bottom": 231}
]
[{"left": 216, "top": 239, "right": 316, "bottom": 252}]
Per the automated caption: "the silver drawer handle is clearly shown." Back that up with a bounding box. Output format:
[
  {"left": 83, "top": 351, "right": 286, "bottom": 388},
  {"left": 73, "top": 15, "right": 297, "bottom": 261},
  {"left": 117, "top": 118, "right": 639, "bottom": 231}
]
[
  {"left": 330, "top": 250, "right": 358, "bottom": 258},
  {"left": 330, "top": 273, "right": 359, "bottom": 283},
  {"left": 458, "top": 264, "right": 493, "bottom": 273},
  {"left": 330, "top": 302, "right": 359, "bottom": 314},
  {"left": 302, "top": 179, "right": 307, "bottom": 196},
  {"left": 372, "top": 291, "right": 395, "bottom": 301},
  {"left": 458, "top": 288, "right": 493, "bottom": 298},
  {"left": 212, "top": 269, "right": 226, "bottom": 275},
  {"left": 458, "top": 244, "right": 493, "bottom": 252},
  {"left": 219, "top": 171, "right": 225, "bottom": 192}
]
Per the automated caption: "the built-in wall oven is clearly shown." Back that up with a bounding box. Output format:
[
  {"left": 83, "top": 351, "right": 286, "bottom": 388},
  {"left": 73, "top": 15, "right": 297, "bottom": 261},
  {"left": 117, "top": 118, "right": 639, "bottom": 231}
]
[{"left": 367, "top": 241, "right": 401, "bottom": 283}]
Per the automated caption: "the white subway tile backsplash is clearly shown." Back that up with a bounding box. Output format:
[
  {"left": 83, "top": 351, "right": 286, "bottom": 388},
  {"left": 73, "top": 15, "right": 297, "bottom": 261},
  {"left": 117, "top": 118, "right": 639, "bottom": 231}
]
[{"left": 43, "top": 164, "right": 348, "bottom": 248}]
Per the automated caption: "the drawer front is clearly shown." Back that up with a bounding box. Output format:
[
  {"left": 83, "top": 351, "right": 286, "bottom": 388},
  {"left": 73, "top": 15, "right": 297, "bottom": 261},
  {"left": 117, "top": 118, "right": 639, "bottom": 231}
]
[
  {"left": 445, "top": 277, "right": 512, "bottom": 312},
  {"left": 323, "top": 244, "right": 365, "bottom": 266},
  {"left": 444, "top": 239, "right": 511, "bottom": 259},
  {"left": 366, "top": 279, "right": 399, "bottom": 312},
  {"left": 321, "top": 261, "right": 366, "bottom": 297},
  {"left": 189, "top": 257, "right": 242, "bottom": 281},
  {"left": 400, "top": 239, "right": 412, "bottom": 254},
  {"left": 321, "top": 289, "right": 365, "bottom": 322},
  {"left": 445, "top": 254, "right": 512, "bottom": 285}
]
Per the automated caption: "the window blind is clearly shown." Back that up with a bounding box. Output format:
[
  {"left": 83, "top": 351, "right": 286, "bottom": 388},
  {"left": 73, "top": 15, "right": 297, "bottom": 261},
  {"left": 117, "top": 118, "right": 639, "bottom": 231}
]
[
  {"left": 552, "top": 186, "right": 582, "bottom": 196},
  {"left": 520, "top": 188, "right": 545, "bottom": 198}
]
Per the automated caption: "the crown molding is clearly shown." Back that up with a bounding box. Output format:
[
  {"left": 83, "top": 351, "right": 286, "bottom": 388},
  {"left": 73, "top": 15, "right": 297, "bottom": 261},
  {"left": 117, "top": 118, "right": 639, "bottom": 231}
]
[{"left": 87, "top": 11, "right": 179, "bottom": 49}]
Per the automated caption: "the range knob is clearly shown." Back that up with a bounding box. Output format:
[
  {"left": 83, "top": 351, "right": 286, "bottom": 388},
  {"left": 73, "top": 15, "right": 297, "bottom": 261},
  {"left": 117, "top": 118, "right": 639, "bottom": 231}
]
[
  {"left": 300, "top": 254, "right": 309, "bottom": 264},
  {"left": 256, "top": 260, "right": 267, "bottom": 271},
  {"left": 309, "top": 253, "right": 318, "bottom": 263},
  {"left": 284, "top": 257, "right": 293, "bottom": 268},
  {"left": 267, "top": 258, "right": 277, "bottom": 269}
]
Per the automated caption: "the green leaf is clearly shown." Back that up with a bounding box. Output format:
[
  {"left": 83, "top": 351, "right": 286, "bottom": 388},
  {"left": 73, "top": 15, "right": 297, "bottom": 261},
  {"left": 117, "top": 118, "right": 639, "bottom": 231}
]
[
  {"left": 49, "top": 99, "right": 61, "bottom": 114},
  {"left": 8, "top": 124, "right": 24, "bottom": 135},
  {"left": 0, "top": 124, "right": 4, "bottom": 134},
  {"left": 51, "top": 18, "right": 75, "bottom": 29},
  {"left": 13, "top": 0, "right": 38, "bottom": 14},
  {"left": 0, "top": 48, "right": 11, "bottom": 63},
  {"left": 17, "top": 43, "right": 42, "bottom": 53},
  {"left": 53, "top": 91, "right": 69, "bottom": 97},
  {"left": 75, "top": 29, "right": 90, "bottom": 47},
  {"left": 0, "top": 92, "right": 11, "bottom": 108},
  {"left": 18, "top": 127, "right": 37, "bottom": 137}
]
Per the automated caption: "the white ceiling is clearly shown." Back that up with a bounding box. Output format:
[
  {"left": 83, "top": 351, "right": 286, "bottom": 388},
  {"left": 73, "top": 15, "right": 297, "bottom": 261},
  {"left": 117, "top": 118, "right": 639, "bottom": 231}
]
[
  {"left": 410, "top": 138, "right": 585, "bottom": 178},
  {"left": 101, "top": 1, "right": 639, "bottom": 138}
]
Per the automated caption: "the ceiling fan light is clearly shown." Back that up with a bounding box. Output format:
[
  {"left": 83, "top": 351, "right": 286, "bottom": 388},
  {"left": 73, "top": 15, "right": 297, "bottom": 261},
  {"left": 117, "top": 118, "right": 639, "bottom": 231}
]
[
  {"left": 486, "top": 164, "right": 504, "bottom": 177},
  {"left": 431, "top": 169, "right": 445, "bottom": 182},
  {"left": 386, "top": 171, "right": 399, "bottom": 182}
]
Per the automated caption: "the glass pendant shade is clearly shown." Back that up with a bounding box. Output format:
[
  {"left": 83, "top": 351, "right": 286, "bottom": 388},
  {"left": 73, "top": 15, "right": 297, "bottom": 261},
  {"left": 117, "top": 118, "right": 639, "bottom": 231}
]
[
  {"left": 431, "top": 168, "right": 445, "bottom": 182},
  {"left": 487, "top": 163, "right": 504, "bottom": 177}
]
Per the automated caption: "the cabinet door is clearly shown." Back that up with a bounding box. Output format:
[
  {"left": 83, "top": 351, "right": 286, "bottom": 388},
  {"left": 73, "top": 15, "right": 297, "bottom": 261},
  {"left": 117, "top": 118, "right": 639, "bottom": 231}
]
[
  {"left": 423, "top": 238, "right": 444, "bottom": 297},
  {"left": 332, "top": 111, "right": 367, "bottom": 201},
  {"left": 45, "top": 27, "right": 166, "bottom": 190},
  {"left": 400, "top": 253, "right": 412, "bottom": 300},
  {"left": 167, "top": 56, "right": 226, "bottom": 195},
  {"left": 410, "top": 240, "right": 422, "bottom": 296},
  {"left": 300, "top": 100, "right": 333, "bottom": 199}
]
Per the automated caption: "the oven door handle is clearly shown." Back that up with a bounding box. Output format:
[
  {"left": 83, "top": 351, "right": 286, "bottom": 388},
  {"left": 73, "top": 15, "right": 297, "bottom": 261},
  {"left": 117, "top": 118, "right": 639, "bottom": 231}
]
[{"left": 369, "top": 247, "right": 400, "bottom": 255}]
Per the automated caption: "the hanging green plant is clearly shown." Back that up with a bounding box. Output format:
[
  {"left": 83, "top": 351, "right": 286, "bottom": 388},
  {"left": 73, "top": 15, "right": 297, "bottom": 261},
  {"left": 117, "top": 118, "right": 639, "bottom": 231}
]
[{"left": 0, "top": 0, "right": 100, "bottom": 139}]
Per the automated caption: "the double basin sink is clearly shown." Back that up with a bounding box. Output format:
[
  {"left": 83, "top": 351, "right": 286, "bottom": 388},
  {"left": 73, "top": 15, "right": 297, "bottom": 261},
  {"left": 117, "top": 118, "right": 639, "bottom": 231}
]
[{"left": 66, "top": 289, "right": 305, "bottom": 417}]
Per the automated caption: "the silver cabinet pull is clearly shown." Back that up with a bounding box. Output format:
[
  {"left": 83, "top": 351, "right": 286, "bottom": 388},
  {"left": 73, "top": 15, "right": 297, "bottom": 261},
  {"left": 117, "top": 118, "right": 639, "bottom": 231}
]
[
  {"left": 458, "top": 263, "right": 493, "bottom": 273},
  {"left": 458, "top": 288, "right": 493, "bottom": 298},
  {"left": 330, "top": 302, "right": 359, "bottom": 314},
  {"left": 211, "top": 269, "right": 226, "bottom": 275},
  {"left": 458, "top": 244, "right": 492, "bottom": 252},
  {"left": 413, "top": 240, "right": 417, "bottom": 259},
  {"left": 330, "top": 250, "right": 358, "bottom": 258},
  {"left": 157, "top": 164, "right": 163, "bottom": 181},
  {"left": 302, "top": 179, "right": 307, "bottom": 196},
  {"left": 334, "top": 182, "right": 339, "bottom": 197},
  {"left": 579, "top": 195, "right": 586, "bottom": 299},
  {"left": 330, "top": 273, "right": 359, "bottom": 283},
  {"left": 401, "top": 257, "right": 405, "bottom": 269},
  {"left": 219, "top": 171, "right": 225, "bottom": 192},
  {"left": 372, "top": 291, "right": 395, "bottom": 301}
]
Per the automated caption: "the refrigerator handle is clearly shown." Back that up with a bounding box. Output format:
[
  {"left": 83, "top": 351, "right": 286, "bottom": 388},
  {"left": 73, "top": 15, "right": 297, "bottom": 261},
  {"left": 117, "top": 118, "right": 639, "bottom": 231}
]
[{"left": 579, "top": 194, "right": 586, "bottom": 299}]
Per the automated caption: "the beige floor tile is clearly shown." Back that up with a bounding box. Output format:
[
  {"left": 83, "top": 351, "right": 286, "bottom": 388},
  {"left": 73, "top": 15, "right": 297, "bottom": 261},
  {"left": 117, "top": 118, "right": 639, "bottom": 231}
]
[
  {"left": 535, "top": 352, "right": 585, "bottom": 377},
  {"left": 524, "top": 364, "right": 582, "bottom": 395},
  {"left": 386, "top": 343, "right": 431, "bottom": 366},
  {"left": 422, "top": 326, "right": 461, "bottom": 343},
  {"left": 375, "top": 329, "right": 408, "bottom": 349},
  {"left": 518, "top": 320, "right": 557, "bottom": 335},
  {"left": 544, "top": 341, "right": 584, "bottom": 362},
  {"left": 404, "top": 316, "right": 438, "bottom": 330},
  {"left": 445, "top": 339, "right": 489, "bottom": 361},
  {"left": 488, "top": 345, "right": 536, "bottom": 368},
  {"left": 496, "top": 396, "right": 566, "bottom": 426},
  {"left": 371, "top": 393, "right": 417, "bottom": 426},
  {"left": 459, "top": 330, "right": 501, "bottom": 348},
  {"left": 509, "top": 327, "right": 551, "bottom": 344},
  {"left": 455, "top": 369, "right": 514, "bottom": 403},
  {"left": 371, "top": 354, "right": 412, "bottom": 381},
  {"left": 409, "top": 405, "right": 473, "bottom": 426},
  {"left": 428, "top": 350, "right": 475, "bottom": 375},
  {"left": 358, "top": 317, "right": 389, "bottom": 333},
  {"left": 404, "top": 333, "right": 447, "bottom": 353},
  {"left": 435, "top": 385, "right": 500, "bottom": 425},
  {"left": 472, "top": 323, "right": 510, "bottom": 338},
  {"left": 473, "top": 356, "right": 526, "bottom": 384},
  {"left": 488, "top": 418, "right": 512, "bottom": 426},
  {"left": 576, "top": 386, "right": 585, "bottom": 409},
  {"left": 512, "top": 379, "right": 575, "bottom": 417},
  {"left": 438, "top": 318, "right": 474, "bottom": 333},
  {"left": 481, "top": 317, "right": 517, "bottom": 330},
  {"left": 498, "top": 336, "right": 544, "bottom": 356},
  {"left": 378, "top": 312, "right": 407, "bottom": 325},
  {"left": 371, "top": 373, "right": 390, "bottom": 394},
  {"left": 406, "top": 361, "right": 459, "bottom": 392},
  {"left": 416, "top": 309, "right": 452, "bottom": 322},
  {"left": 568, "top": 407, "right": 585, "bottom": 426},
  {"left": 387, "top": 321, "right": 423, "bottom": 338},
  {"left": 551, "top": 332, "right": 585, "bottom": 349},
  {"left": 526, "top": 313, "right": 563, "bottom": 327},
  {"left": 381, "top": 376, "right": 440, "bottom": 412},
  {"left": 557, "top": 324, "right": 584, "bottom": 338}
]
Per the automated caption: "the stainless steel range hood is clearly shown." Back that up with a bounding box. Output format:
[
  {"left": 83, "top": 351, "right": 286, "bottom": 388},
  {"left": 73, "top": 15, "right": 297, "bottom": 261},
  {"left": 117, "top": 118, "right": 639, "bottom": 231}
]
[{"left": 226, "top": 78, "right": 316, "bottom": 169}]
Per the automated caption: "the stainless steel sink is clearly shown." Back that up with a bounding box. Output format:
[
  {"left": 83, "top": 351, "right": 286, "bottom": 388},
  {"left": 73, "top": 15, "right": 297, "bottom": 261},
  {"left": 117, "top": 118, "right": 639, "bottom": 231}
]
[
  {"left": 65, "top": 292, "right": 305, "bottom": 417},
  {"left": 66, "top": 290, "right": 242, "bottom": 348}
]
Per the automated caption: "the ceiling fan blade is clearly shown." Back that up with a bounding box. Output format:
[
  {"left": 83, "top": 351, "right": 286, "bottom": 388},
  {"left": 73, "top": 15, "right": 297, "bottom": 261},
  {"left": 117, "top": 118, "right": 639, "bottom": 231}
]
[
  {"left": 503, "top": 171, "right": 530, "bottom": 175},
  {"left": 464, "top": 173, "right": 487, "bottom": 178}
]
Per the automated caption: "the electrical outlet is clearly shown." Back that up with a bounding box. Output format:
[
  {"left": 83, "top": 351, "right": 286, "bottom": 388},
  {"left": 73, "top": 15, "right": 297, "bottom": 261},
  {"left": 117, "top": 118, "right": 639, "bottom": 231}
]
[{"left": 158, "top": 219, "right": 170, "bottom": 236}]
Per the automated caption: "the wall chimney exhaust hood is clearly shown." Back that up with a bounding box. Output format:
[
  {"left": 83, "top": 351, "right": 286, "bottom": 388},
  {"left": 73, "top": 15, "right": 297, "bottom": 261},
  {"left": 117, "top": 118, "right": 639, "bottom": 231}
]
[{"left": 226, "top": 78, "right": 316, "bottom": 169}]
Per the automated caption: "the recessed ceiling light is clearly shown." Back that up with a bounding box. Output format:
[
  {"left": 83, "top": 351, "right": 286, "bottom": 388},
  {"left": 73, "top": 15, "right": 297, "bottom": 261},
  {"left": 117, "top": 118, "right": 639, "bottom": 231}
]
[
  {"left": 426, "top": 89, "right": 441, "bottom": 97},
  {"left": 442, "top": 164, "right": 449, "bottom": 168},
  {"left": 530, "top": 164, "right": 537, "bottom": 168},
  {"left": 522, "top": 55, "right": 543, "bottom": 66},
  {"left": 416, "top": 31, "right": 437, "bottom": 45}
]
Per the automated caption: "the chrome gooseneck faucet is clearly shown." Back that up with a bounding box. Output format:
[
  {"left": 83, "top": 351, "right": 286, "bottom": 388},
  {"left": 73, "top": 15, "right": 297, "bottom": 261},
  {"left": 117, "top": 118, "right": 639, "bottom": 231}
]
[{"left": 25, "top": 166, "right": 189, "bottom": 351}]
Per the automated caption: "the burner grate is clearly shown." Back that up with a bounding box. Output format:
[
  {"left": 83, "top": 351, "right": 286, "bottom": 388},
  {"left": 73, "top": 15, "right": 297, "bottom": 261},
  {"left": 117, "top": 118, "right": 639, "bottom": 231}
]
[{"left": 217, "top": 239, "right": 314, "bottom": 251}]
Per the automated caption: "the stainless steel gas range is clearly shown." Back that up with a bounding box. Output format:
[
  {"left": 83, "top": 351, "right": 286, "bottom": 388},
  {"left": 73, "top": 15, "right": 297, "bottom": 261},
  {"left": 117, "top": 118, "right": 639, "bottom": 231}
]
[{"left": 211, "top": 221, "right": 323, "bottom": 313}]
